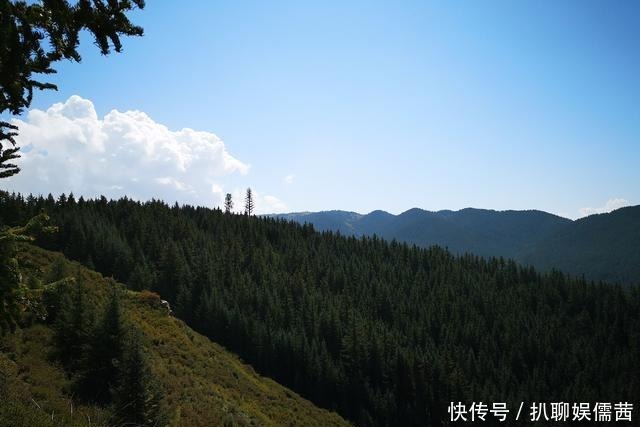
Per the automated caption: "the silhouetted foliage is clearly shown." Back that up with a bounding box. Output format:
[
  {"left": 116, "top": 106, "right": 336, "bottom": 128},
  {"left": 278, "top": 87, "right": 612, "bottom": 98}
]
[
  {"left": 244, "top": 187, "right": 254, "bottom": 215},
  {"left": 0, "top": 0, "right": 145, "bottom": 177},
  {"left": 224, "top": 193, "right": 233, "bottom": 214}
]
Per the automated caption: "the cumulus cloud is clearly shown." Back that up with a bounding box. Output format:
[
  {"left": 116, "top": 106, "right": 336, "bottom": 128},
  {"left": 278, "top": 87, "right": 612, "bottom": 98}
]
[
  {"left": 579, "top": 198, "right": 629, "bottom": 217},
  {"left": 284, "top": 174, "right": 294, "bottom": 184},
  {"left": 5, "top": 95, "right": 250, "bottom": 207}
]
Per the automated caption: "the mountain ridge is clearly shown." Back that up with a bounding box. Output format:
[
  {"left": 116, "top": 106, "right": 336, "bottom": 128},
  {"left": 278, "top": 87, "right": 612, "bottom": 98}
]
[{"left": 270, "top": 205, "right": 640, "bottom": 284}]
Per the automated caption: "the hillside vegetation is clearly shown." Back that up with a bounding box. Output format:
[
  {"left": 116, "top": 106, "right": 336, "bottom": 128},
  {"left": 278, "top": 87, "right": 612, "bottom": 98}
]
[
  {"left": 1, "top": 193, "right": 639, "bottom": 426},
  {"left": 0, "top": 244, "right": 349, "bottom": 427}
]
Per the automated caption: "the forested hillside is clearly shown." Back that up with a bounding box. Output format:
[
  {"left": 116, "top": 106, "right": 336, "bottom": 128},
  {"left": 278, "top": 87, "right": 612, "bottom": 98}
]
[
  {"left": 1, "top": 243, "right": 349, "bottom": 427},
  {"left": 2, "top": 192, "right": 639, "bottom": 426},
  {"left": 519, "top": 206, "right": 640, "bottom": 285},
  {"left": 272, "top": 207, "right": 640, "bottom": 284}
]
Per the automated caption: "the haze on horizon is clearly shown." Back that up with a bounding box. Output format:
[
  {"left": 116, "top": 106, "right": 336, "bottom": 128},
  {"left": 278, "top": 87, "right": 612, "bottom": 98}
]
[{"left": 3, "top": 1, "right": 639, "bottom": 219}]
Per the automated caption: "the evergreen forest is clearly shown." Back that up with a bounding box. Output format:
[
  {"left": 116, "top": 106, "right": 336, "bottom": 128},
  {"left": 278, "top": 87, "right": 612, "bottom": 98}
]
[{"left": 2, "top": 192, "right": 638, "bottom": 426}]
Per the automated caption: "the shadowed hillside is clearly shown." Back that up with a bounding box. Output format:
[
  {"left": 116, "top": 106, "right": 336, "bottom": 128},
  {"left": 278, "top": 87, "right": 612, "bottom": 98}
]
[{"left": 520, "top": 206, "right": 640, "bottom": 285}]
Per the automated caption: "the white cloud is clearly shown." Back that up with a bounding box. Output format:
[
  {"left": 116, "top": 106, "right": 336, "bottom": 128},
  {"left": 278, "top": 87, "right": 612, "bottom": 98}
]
[
  {"left": 579, "top": 198, "right": 629, "bottom": 217},
  {"left": 156, "top": 176, "right": 188, "bottom": 191},
  {"left": 284, "top": 174, "right": 294, "bottom": 184},
  {"left": 262, "top": 194, "right": 288, "bottom": 213},
  {"left": 6, "top": 95, "right": 250, "bottom": 207}
]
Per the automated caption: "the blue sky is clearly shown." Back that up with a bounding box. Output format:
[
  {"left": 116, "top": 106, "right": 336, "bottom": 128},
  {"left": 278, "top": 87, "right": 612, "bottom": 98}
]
[{"left": 7, "top": 0, "right": 640, "bottom": 217}]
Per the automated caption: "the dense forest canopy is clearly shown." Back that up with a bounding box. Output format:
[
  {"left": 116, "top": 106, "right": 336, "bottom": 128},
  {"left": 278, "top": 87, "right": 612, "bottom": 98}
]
[{"left": 1, "top": 191, "right": 639, "bottom": 426}]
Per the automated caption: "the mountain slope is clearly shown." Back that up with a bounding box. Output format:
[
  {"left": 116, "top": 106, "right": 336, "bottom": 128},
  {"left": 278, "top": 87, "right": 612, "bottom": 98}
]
[
  {"left": 521, "top": 205, "right": 640, "bottom": 284},
  {"left": 272, "top": 206, "right": 640, "bottom": 284},
  {"left": 1, "top": 244, "right": 350, "bottom": 427},
  {"left": 272, "top": 211, "right": 363, "bottom": 235}
]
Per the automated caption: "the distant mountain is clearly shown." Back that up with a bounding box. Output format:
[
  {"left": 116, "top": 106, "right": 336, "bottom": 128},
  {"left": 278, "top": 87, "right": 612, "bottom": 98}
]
[
  {"left": 270, "top": 206, "right": 640, "bottom": 284},
  {"left": 274, "top": 210, "right": 363, "bottom": 235},
  {"left": 520, "top": 205, "right": 640, "bottom": 284},
  {"left": 270, "top": 207, "right": 571, "bottom": 257}
]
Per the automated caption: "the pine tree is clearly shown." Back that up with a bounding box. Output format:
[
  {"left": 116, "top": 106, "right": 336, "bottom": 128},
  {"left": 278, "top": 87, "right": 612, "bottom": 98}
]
[
  {"left": 75, "top": 285, "right": 125, "bottom": 403},
  {"left": 156, "top": 242, "right": 190, "bottom": 301},
  {"left": 112, "top": 329, "right": 166, "bottom": 427},
  {"left": 224, "top": 193, "right": 233, "bottom": 214},
  {"left": 128, "top": 262, "right": 155, "bottom": 291},
  {"left": 244, "top": 188, "right": 254, "bottom": 216},
  {"left": 53, "top": 280, "right": 94, "bottom": 371},
  {"left": 175, "top": 282, "right": 193, "bottom": 321}
]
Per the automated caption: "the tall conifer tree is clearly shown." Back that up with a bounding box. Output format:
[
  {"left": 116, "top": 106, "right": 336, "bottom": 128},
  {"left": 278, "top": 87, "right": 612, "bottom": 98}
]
[
  {"left": 112, "top": 329, "right": 166, "bottom": 427},
  {"left": 244, "top": 188, "right": 254, "bottom": 216},
  {"left": 224, "top": 193, "right": 233, "bottom": 214},
  {"left": 75, "top": 285, "right": 125, "bottom": 403}
]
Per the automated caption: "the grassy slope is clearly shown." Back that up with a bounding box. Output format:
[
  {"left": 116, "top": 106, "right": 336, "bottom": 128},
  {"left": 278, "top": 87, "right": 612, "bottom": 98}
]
[{"left": 0, "top": 245, "right": 349, "bottom": 427}]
